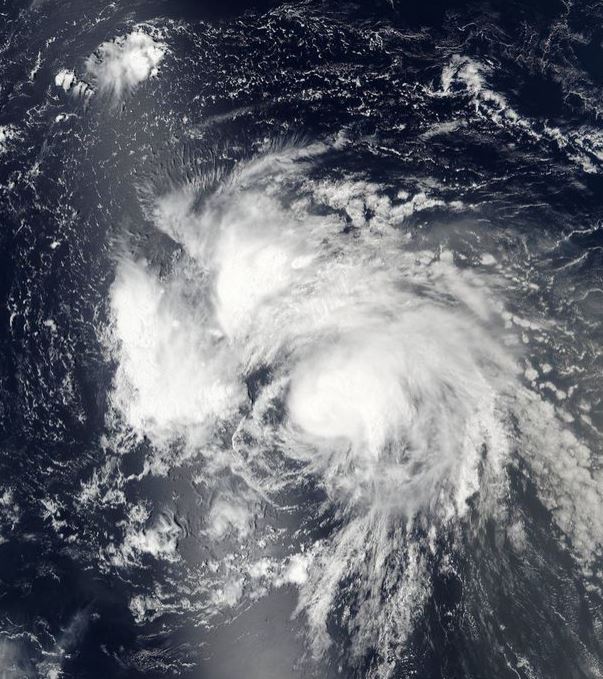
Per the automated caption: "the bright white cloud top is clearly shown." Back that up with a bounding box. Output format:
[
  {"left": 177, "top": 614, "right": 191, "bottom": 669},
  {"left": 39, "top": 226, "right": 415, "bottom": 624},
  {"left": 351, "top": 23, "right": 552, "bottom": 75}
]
[
  {"left": 103, "top": 144, "right": 603, "bottom": 665},
  {"left": 85, "top": 30, "right": 166, "bottom": 100}
]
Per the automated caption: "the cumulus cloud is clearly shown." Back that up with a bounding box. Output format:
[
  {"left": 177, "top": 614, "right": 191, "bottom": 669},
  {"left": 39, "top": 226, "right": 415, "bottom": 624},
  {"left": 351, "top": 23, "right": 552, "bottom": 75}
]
[
  {"left": 207, "top": 496, "right": 253, "bottom": 540},
  {"left": 54, "top": 68, "right": 93, "bottom": 98},
  {"left": 108, "top": 257, "right": 246, "bottom": 448},
  {"left": 106, "top": 505, "right": 181, "bottom": 567},
  {"left": 85, "top": 30, "right": 166, "bottom": 100},
  {"left": 54, "top": 68, "right": 76, "bottom": 91}
]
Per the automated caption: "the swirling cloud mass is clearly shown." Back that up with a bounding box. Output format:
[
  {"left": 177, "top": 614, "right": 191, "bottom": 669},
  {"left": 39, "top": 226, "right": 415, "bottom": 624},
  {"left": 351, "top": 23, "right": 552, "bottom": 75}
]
[{"left": 106, "top": 147, "right": 602, "bottom": 673}]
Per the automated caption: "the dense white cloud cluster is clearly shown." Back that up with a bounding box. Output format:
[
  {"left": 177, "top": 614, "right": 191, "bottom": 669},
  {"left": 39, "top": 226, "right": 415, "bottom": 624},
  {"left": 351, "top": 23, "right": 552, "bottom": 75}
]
[
  {"left": 85, "top": 30, "right": 166, "bottom": 100},
  {"left": 105, "top": 145, "right": 602, "bottom": 672}
]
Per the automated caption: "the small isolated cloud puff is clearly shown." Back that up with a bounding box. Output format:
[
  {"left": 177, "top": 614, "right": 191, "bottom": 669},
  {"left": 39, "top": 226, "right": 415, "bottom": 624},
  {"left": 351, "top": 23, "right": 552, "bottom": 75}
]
[{"left": 85, "top": 31, "right": 166, "bottom": 99}]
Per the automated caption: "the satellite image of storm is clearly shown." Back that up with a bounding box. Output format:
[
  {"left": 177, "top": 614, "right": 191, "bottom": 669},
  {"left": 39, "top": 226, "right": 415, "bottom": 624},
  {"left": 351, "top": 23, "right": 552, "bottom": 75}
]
[{"left": 0, "top": 0, "right": 602, "bottom": 677}]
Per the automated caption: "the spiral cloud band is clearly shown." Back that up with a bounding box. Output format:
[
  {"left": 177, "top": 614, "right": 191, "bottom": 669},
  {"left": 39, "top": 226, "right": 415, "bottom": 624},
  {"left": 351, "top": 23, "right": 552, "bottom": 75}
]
[{"left": 107, "top": 145, "right": 602, "bottom": 673}]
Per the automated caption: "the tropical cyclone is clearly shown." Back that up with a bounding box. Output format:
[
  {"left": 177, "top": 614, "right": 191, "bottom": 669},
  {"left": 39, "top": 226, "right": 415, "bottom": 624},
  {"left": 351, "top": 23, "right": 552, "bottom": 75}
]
[
  {"left": 1, "top": 1, "right": 602, "bottom": 677},
  {"left": 107, "top": 146, "right": 602, "bottom": 674}
]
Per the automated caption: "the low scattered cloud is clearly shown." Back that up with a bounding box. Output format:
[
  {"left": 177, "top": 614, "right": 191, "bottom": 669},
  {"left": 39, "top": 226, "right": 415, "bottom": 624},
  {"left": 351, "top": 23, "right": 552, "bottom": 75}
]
[{"left": 0, "top": 125, "right": 20, "bottom": 156}]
